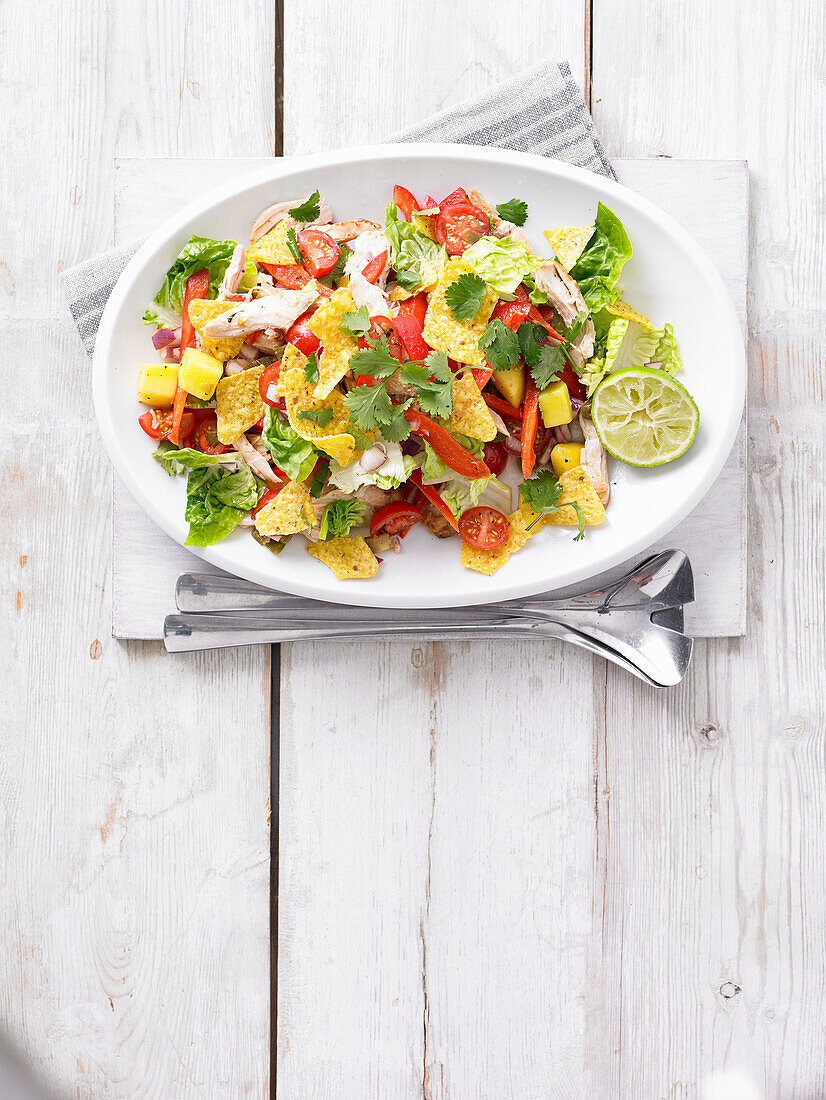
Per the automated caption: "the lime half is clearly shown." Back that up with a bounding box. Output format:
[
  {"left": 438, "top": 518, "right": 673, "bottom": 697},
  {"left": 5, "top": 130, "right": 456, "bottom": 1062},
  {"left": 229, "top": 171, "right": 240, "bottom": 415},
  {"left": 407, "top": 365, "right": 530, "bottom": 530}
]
[{"left": 591, "top": 366, "right": 699, "bottom": 467}]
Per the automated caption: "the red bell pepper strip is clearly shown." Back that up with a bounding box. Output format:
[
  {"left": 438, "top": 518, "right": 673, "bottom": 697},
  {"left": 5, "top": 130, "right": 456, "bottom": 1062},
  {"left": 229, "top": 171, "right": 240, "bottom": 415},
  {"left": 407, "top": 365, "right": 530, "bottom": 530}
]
[
  {"left": 362, "top": 250, "right": 388, "bottom": 284},
  {"left": 483, "top": 392, "right": 523, "bottom": 421},
  {"left": 409, "top": 471, "right": 459, "bottom": 532},
  {"left": 560, "top": 362, "right": 586, "bottom": 401},
  {"left": 392, "top": 315, "right": 431, "bottom": 362},
  {"left": 171, "top": 269, "right": 209, "bottom": 444},
  {"left": 396, "top": 291, "right": 428, "bottom": 328},
  {"left": 470, "top": 367, "right": 493, "bottom": 389},
  {"left": 252, "top": 485, "right": 284, "bottom": 518},
  {"left": 521, "top": 375, "right": 539, "bottom": 479},
  {"left": 404, "top": 409, "right": 490, "bottom": 479},
  {"left": 260, "top": 263, "right": 309, "bottom": 289},
  {"left": 491, "top": 299, "right": 532, "bottom": 332}
]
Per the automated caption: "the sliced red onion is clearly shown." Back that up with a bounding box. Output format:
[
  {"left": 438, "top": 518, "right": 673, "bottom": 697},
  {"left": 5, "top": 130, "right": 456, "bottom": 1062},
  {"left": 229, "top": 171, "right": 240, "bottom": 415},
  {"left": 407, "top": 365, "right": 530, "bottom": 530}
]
[
  {"left": 487, "top": 408, "right": 510, "bottom": 437},
  {"left": 570, "top": 396, "right": 584, "bottom": 416},
  {"left": 401, "top": 438, "right": 421, "bottom": 456},
  {"left": 647, "top": 360, "right": 663, "bottom": 370},
  {"left": 238, "top": 343, "right": 259, "bottom": 361},
  {"left": 152, "top": 327, "right": 180, "bottom": 349},
  {"left": 162, "top": 347, "right": 180, "bottom": 362},
  {"left": 266, "top": 383, "right": 279, "bottom": 403},
  {"left": 503, "top": 435, "right": 522, "bottom": 456},
  {"left": 359, "top": 445, "right": 387, "bottom": 473}
]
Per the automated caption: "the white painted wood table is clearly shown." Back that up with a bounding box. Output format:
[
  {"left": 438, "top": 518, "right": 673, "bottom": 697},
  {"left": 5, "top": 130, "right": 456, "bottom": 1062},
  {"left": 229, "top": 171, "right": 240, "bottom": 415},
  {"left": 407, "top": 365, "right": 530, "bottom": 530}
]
[{"left": 2, "top": 2, "right": 825, "bottom": 1098}]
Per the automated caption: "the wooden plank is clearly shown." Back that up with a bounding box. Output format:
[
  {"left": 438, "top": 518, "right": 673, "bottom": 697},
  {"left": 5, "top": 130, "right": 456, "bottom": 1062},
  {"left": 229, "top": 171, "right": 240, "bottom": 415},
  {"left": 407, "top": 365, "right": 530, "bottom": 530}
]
[
  {"left": 278, "top": 4, "right": 593, "bottom": 1097},
  {"left": 0, "top": 3, "right": 274, "bottom": 1097},
  {"left": 111, "top": 159, "right": 747, "bottom": 638},
  {"left": 591, "top": 3, "right": 826, "bottom": 1096}
]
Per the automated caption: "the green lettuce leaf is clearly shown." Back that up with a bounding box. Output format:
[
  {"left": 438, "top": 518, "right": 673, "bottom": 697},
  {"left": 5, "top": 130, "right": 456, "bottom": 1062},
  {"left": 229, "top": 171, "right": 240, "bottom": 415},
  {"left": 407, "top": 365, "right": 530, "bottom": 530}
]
[
  {"left": 462, "top": 235, "right": 543, "bottom": 294},
  {"left": 419, "top": 435, "right": 484, "bottom": 485},
  {"left": 440, "top": 475, "right": 512, "bottom": 521},
  {"left": 328, "top": 440, "right": 415, "bottom": 493},
  {"left": 261, "top": 408, "right": 318, "bottom": 482},
  {"left": 569, "top": 203, "right": 632, "bottom": 312},
  {"left": 183, "top": 460, "right": 260, "bottom": 547},
  {"left": 384, "top": 203, "right": 445, "bottom": 289},
  {"left": 143, "top": 235, "right": 247, "bottom": 326},
  {"left": 153, "top": 441, "right": 227, "bottom": 476},
  {"left": 650, "top": 323, "right": 683, "bottom": 374},
  {"left": 318, "top": 499, "right": 366, "bottom": 541}
]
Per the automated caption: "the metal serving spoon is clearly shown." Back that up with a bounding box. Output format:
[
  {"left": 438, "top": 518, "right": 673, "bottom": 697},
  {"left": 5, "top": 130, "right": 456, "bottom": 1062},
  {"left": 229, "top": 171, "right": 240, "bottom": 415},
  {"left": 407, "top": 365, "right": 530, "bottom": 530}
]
[{"left": 164, "top": 550, "right": 694, "bottom": 687}]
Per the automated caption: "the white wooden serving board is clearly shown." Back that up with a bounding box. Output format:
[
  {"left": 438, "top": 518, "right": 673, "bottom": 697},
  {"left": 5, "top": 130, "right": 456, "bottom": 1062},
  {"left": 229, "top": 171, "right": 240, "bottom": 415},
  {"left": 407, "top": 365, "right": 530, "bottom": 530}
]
[{"left": 112, "top": 157, "right": 747, "bottom": 639}]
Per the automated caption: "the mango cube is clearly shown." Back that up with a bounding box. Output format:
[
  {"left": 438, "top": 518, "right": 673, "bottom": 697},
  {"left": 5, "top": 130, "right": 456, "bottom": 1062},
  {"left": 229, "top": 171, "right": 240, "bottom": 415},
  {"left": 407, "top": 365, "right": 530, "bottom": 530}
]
[
  {"left": 537, "top": 381, "right": 573, "bottom": 428},
  {"left": 137, "top": 363, "right": 178, "bottom": 407},
  {"left": 492, "top": 365, "right": 525, "bottom": 408},
  {"left": 550, "top": 442, "right": 583, "bottom": 476},
  {"left": 178, "top": 348, "right": 224, "bottom": 401}
]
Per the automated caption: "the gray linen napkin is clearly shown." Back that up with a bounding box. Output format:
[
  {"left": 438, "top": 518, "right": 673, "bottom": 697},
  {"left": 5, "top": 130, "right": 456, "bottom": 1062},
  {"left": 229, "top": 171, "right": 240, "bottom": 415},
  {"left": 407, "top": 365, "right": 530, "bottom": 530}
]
[{"left": 61, "top": 59, "right": 612, "bottom": 348}]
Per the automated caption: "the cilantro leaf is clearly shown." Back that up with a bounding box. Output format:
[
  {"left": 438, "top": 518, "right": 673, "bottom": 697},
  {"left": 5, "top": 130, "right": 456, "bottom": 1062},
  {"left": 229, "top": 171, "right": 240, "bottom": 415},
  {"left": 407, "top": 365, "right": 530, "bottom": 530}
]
[
  {"left": 444, "top": 272, "right": 487, "bottom": 321},
  {"left": 304, "top": 351, "right": 319, "bottom": 383},
  {"left": 309, "top": 458, "right": 330, "bottom": 498},
  {"left": 320, "top": 244, "right": 351, "bottom": 287},
  {"left": 288, "top": 190, "right": 321, "bottom": 222},
  {"left": 319, "top": 498, "right": 365, "bottom": 540},
  {"left": 343, "top": 382, "right": 396, "bottom": 430},
  {"left": 495, "top": 198, "right": 528, "bottom": 226},
  {"left": 516, "top": 321, "right": 547, "bottom": 369},
  {"left": 339, "top": 306, "right": 371, "bottom": 336},
  {"left": 348, "top": 336, "right": 400, "bottom": 380},
  {"left": 285, "top": 226, "right": 303, "bottom": 264},
  {"left": 520, "top": 470, "right": 587, "bottom": 541},
  {"left": 479, "top": 318, "right": 520, "bottom": 370},
  {"left": 530, "top": 343, "right": 567, "bottom": 389},
  {"left": 394, "top": 267, "right": 423, "bottom": 290},
  {"left": 399, "top": 352, "right": 454, "bottom": 419},
  {"left": 379, "top": 401, "right": 413, "bottom": 443},
  {"left": 349, "top": 426, "right": 375, "bottom": 452},
  {"left": 298, "top": 408, "right": 333, "bottom": 429}
]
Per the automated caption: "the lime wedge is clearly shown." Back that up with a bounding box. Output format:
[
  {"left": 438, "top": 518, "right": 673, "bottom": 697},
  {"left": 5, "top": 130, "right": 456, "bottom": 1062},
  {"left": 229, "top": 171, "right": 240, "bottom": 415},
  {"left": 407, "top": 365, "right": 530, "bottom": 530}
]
[{"left": 591, "top": 366, "right": 699, "bottom": 467}]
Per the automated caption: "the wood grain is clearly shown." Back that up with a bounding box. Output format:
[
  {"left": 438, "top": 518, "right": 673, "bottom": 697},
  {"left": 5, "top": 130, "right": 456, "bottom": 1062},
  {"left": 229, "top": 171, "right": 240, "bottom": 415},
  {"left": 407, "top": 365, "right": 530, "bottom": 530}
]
[
  {"left": 0, "top": 3, "right": 273, "bottom": 1097},
  {"left": 592, "top": 3, "right": 826, "bottom": 1096}
]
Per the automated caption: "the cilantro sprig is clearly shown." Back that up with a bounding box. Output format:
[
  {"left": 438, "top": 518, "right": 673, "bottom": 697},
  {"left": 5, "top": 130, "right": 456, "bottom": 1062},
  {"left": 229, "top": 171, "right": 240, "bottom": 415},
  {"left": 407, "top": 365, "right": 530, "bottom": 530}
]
[
  {"left": 298, "top": 408, "right": 333, "bottom": 429},
  {"left": 518, "top": 322, "right": 565, "bottom": 389},
  {"left": 445, "top": 272, "right": 487, "bottom": 321},
  {"left": 520, "top": 470, "right": 586, "bottom": 541},
  {"left": 479, "top": 318, "right": 520, "bottom": 370},
  {"left": 339, "top": 306, "right": 371, "bottom": 336},
  {"left": 288, "top": 190, "right": 321, "bottom": 222},
  {"left": 398, "top": 351, "right": 454, "bottom": 419},
  {"left": 285, "top": 226, "right": 303, "bottom": 264},
  {"left": 496, "top": 198, "right": 528, "bottom": 226},
  {"left": 304, "top": 351, "right": 319, "bottom": 383}
]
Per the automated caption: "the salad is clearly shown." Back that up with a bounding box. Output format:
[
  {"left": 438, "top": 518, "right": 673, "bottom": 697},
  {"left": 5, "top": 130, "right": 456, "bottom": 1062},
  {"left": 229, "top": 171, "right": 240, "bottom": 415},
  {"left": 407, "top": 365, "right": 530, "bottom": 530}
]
[{"left": 136, "top": 183, "right": 697, "bottom": 580}]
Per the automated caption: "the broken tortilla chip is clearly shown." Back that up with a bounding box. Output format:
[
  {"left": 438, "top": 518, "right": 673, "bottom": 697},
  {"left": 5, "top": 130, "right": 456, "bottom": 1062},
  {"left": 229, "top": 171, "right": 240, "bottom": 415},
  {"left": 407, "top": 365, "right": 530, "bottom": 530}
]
[
  {"left": 307, "top": 286, "right": 359, "bottom": 399},
  {"left": 539, "top": 467, "right": 606, "bottom": 528},
  {"left": 279, "top": 362, "right": 356, "bottom": 466},
  {"left": 187, "top": 298, "right": 245, "bottom": 361},
  {"left": 306, "top": 536, "right": 379, "bottom": 580},
  {"left": 254, "top": 480, "right": 315, "bottom": 537},
  {"left": 604, "top": 299, "right": 655, "bottom": 330},
  {"left": 543, "top": 226, "right": 593, "bottom": 271},
  {"left": 215, "top": 364, "right": 266, "bottom": 444},
  {"left": 247, "top": 219, "right": 296, "bottom": 265},
  {"left": 450, "top": 374, "right": 497, "bottom": 442},
  {"left": 422, "top": 258, "right": 497, "bottom": 366},
  {"left": 459, "top": 501, "right": 536, "bottom": 576}
]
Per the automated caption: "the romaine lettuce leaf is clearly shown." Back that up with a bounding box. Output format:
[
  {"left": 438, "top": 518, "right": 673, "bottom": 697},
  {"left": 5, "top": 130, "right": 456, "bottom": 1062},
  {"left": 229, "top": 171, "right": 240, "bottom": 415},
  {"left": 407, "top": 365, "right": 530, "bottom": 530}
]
[
  {"left": 462, "top": 235, "right": 543, "bottom": 295},
  {"left": 328, "top": 440, "right": 415, "bottom": 493},
  {"left": 419, "top": 435, "right": 484, "bottom": 485},
  {"left": 384, "top": 203, "right": 445, "bottom": 289},
  {"left": 183, "top": 460, "right": 260, "bottom": 546},
  {"left": 143, "top": 235, "right": 247, "bottom": 326},
  {"left": 318, "top": 498, "right": 366, "bottom": 541},
  {"left": 440, "top": 475, "right": 512, "bottom": 521},
  {"left": 569, "top": 203, "right": 632, "bottom": 312},
  {"left": 153, "top": 441, "right": 227, "bottom": 477},
  {"left": 261, "top": 408, "right": 318, "bottom": 482},
  {"left": 650, "top": 323, "right": 683, "bottom": 374}
]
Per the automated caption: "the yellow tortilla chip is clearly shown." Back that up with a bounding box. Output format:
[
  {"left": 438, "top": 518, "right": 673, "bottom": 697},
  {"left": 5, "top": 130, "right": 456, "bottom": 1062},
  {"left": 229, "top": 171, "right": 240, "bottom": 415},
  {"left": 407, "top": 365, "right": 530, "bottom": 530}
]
[
  {"left": 450, "top": 374, "right": 497, "bottom": 442},
  {"left": 247, "top": 219, "right": 296, "bottom": 265},
  {"left": 543, "top": 227, "right": 593, "bottom": 271},
  {"left": 604, "top": 299, "right": 655, "bottom": 330},
  {"left": 388, "top": 283, "right": 414, "bottom": 302},
  {"left": 215, "top": 364, "right": 266, "bottom": 444},
  {"left": 411, "top": 210, "right": 438, "bottom": 241},
  {"left": 306, "top": 536, "right": 379, "bottom": 580},
  {"left": 279, "top": 363, "right": 356, "bottom": 466},
  {"left": 187, "top": 299, "right": 245, "bottom": 361},
  {"left": 422, "top": 259, "right": 498, "bottom": 366},
  {"left": 307, "top": 287, "right": 359, "bottom": 400},
  {"left": 540, "top": 467, "right": 606, "bottom": 528},
  {"left": 254, "top": 481, "right": 315, "bottom": 537},
  {"left": 459, "top": 501, "right": 536, "bottom": 576}
]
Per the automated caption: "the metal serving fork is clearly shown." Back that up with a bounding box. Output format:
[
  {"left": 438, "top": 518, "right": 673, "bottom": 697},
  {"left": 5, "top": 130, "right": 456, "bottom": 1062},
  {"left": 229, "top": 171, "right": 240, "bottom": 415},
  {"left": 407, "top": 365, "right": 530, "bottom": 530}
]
[{"left": 164, "top": 549, "right": 695, "bottom": 687}]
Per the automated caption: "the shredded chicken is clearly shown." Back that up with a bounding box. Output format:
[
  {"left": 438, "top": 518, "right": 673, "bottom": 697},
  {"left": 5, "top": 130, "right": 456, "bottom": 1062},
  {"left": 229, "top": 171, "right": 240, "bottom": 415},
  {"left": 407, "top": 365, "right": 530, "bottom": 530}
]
[
  {"left": 223, "top": 358, "right": 246, "bottom": 375},
  {"left": 533, "top": 260, "right": 588, "bottom": 328},
  {"left": 355, "top": 485, "right": 403, "bottom": 509},
  {"left": 250, "top": 194, "right": 333, "bottom": 242},
  {"left": 579, "top": 410, "right": 610, "bottom": 505},
  {"left": 219, "top": 244, "right": 247, "bottom": 296},
  {"left": 344, "top": 229, "right": 392, "bottom": 316},
  {"left": 232, "top": 434, "right": 281, "bottom": 488},
  {"left": 203, "top": 285, "right": 318, "bottom": 337},
  {"left": 252, "top": 332, "right": 285, "bottom": 354},
  {"left": 321, "top": 219, "right": 381, "bottom": 243},
  {"left": 420, "top": 499, "right": 455, "bottom": 539}
]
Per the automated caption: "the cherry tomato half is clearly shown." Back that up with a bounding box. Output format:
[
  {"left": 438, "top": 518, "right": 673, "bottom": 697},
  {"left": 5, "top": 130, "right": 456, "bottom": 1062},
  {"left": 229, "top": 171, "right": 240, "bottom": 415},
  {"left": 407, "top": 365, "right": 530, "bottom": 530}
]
[
  {"left": 482, "top": 440, "right": 508, "bottom": 476},
  {"left": 358, "top": 315, "right": 403, "bottom": 362},
  {"left": 438, "top": 187, "right": 470, "bottom": 210},
  {"left": 370, "top": 501, "right": 423, "bottom": 539},
  {"left": 458, "top": 506, "right": 510, "bottom": 551},
  {"left": 194, "top": 411, "right": 230, "bottom": 455},
  {"left": 286, "top": 309, "right": 321, "bottom": 356},
  {"left": 392, "top": 185, "right": 419, "bottom": 221},
  {"left": 258, "top": 362, "right": 282, "bottom": 407},
  {"left": 296, "top": 228, "right": 340, "bottom": 278},
  {"left": 261, "top": 262, "right": 310, "bottom": 290},
  {"left": 362, "top": 249, "right": 388, "bottom": 284},
  {"left": 138, "top": 408, "right": 194, "bottom": 442},
  {"left": 434, "top": 201, "right": 490, "bottom": 256}
]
